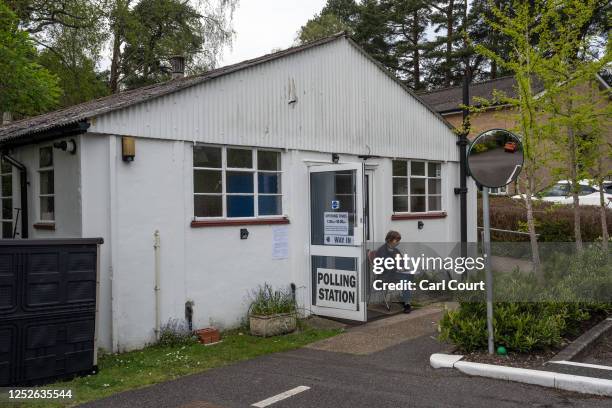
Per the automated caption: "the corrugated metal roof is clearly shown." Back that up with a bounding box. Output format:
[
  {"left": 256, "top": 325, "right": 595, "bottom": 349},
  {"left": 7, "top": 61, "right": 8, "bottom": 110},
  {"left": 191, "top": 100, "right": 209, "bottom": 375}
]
[
  {"left": 1, "top": 32, "right": 452, "bottom": 144},
  {"left": 419, "top": 76, "right": 545, "bottom": 114}
]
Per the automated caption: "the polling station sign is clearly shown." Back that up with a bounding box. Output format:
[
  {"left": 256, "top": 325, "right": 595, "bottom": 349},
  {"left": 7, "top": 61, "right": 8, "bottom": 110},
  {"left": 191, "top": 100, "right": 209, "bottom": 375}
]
[{"left": 315, "top": 268, "right": 358, "bottom": 310}]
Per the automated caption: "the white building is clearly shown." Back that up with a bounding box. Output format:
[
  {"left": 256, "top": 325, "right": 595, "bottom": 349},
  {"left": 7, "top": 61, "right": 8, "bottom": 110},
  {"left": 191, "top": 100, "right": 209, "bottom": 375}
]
[{"left": 0, "top": 33, "right": 476, "bottom": 352}]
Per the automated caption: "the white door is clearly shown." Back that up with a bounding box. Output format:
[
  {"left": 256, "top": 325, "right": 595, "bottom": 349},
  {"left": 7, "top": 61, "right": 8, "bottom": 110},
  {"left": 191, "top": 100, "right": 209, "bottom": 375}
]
[{"left": 308, "top": 163, "right": 366, "bottom": 322}]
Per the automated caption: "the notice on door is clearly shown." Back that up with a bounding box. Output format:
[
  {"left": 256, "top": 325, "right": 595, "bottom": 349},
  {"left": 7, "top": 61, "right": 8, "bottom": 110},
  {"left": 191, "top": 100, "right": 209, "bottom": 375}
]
[
  {"left": 324, "top": 212, "right": 351, "bottom": 245},
  {"left": 316, "top": 268, "right": 357, "bottom": 310}
]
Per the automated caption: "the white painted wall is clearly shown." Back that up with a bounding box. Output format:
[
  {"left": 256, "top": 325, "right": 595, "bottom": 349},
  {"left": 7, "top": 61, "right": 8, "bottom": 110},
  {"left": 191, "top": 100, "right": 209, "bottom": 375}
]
[
  {"left": 79, "top": 133, "right": 114, "bottom": 351},
  {"left": 5, "top": 139, "right": 82, "bottom": 239},
  {"left": 97, "top": 135, "right": 475, "bottom": 351}
]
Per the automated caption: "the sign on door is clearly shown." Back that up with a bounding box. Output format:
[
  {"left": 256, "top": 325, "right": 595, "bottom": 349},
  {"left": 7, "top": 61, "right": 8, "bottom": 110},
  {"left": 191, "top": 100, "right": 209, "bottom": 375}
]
[
  {"left": 324, "top": 212, "right": 352, "bottom": 245},
  {"left": 315, "top": 268, "right": 357, "bottom": 310}
]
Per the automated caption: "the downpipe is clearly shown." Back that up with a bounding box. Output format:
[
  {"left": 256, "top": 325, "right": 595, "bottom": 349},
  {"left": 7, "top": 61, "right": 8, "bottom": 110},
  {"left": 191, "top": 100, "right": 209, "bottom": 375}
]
[{"left": 153, "top": 230, "right": 161, "bottom": 341}]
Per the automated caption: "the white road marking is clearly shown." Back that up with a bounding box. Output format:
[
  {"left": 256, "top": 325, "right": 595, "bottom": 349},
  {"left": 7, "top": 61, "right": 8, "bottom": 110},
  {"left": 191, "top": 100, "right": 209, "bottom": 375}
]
[
  {"left": 549, "top": 360, "right": 612, "bottom": 371},
  {"left": 251, "top": 386, "right": 311, "bottom": 407}
]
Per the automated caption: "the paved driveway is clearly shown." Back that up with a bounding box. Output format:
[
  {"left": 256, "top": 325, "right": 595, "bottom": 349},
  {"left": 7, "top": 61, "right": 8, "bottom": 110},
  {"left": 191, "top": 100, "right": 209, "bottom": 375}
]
[{"left": 81, "top": 309, "right": 609, "bottom": 408}]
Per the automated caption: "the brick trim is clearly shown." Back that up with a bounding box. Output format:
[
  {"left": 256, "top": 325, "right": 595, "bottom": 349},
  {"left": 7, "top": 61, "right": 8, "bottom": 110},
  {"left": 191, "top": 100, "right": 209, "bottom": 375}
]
[
  {"left": 391, "top": 212, "right": 447, "bottom": 220},
  {"left": 191, "top": 217, "right": 289, "bottom": 228}
]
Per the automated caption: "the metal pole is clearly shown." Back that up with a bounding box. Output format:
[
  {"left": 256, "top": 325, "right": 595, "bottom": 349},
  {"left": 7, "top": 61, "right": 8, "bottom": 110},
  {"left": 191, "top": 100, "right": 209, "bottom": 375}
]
[{"left": 482, "top": 187, "right": 494, "bottom": 354}]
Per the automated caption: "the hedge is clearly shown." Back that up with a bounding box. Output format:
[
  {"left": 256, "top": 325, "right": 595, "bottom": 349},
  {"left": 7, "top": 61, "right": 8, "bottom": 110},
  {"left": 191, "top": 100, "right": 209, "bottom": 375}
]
[{"left": 479, "top": 196, "right": 612, "bottom": 242}]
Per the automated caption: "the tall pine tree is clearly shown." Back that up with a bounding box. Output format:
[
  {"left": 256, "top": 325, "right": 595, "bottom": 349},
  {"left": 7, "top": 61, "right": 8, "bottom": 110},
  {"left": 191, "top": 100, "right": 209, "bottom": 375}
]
[
  {"left": 425, "top": 0, "right": 467, "bottom": 88},
  {"left": 384, "top": 0, "right": 430, "bottom": 90}
]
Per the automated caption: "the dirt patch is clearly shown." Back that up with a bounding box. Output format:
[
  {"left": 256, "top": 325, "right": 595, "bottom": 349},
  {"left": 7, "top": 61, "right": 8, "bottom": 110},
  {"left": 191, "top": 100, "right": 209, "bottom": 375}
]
[
  {"left": 576, "top": 326, "right": 612, "bottom": 366},
  {"left": 462, "top": 349, "right": 558, "bottom": 369}
]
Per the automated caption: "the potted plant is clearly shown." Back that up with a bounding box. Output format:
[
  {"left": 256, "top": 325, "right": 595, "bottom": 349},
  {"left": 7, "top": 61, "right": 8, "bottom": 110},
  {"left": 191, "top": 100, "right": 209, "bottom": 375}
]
[{"left": 248, "top": 284, "right": 297, "bottom": 337}]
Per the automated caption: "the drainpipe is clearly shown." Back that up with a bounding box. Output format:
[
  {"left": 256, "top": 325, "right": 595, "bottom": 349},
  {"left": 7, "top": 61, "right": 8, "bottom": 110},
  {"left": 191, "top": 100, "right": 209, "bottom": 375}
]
[
  {"left": 456, "top": 0, "right": 471, "bottom": 255},
  {"left": 153, "top": 230, "right": 161, "bottom": 340},
  {"left": 1, "top": 154, "right": 28, "bottom": 238}
]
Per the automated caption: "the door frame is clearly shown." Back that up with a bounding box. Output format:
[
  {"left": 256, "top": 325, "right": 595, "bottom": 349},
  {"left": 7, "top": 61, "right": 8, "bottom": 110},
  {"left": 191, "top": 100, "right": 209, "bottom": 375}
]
[{"left": 307, "top": 162, "right": 367, "bottom": 322}]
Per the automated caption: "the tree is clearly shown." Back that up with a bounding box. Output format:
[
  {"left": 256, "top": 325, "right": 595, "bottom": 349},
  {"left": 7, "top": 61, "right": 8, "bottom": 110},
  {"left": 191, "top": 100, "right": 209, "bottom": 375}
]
[
  {"left": 109, "top": 0, "right": 237, "bottom": 92},
  {"left": 538, "top": 0, "right": 611, "bottom": 251},
  {"left": 384, "top": 0, "right": 430, "bottom": 90},
  {"left": 0, "top": 2, "right": 61, "bottom": 121},
  {"left": 6, "top": 0, "right": 107, "bottom": 67},
  {"left": 321, "top": 0, "right": 360, "bottom": 24},
  {"left": 38, "top": 44, "right": 109, "bottom": 108},
  {"left": 424, "top": 0, "right": 467, "bottom": 88},
  {"left": 352, "top": 0, "right": 396, "bottom": 72},
  {"left": 33, "top": 5, "right": 109, "bottom": 107},
  {"left": 475, "top": 0, "right": 556, "bottom": 275},
  {"left": 297, "top": 12, "right": 352, "bottom": 44},
  {"left": 468, "top": 0, "right": 513, "bottom": 80}
]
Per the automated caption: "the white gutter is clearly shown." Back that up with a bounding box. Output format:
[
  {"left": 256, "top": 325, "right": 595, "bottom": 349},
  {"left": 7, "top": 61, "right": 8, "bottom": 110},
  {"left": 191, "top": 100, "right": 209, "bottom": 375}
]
[{"left": 154, "top": 230, "right": 161, "bottom": 340}]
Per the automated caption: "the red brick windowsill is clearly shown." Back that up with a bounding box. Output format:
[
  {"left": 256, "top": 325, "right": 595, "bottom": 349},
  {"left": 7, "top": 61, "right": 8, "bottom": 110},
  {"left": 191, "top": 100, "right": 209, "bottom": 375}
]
[
  {"left": 191, "top": 217, "right": 290, "bottom": 228},
  {"left": 33, "top": 222, "right": 56, "bottom": 230},
  {"left": 391, "top": 212, "right": 447, "bottom": 221}
]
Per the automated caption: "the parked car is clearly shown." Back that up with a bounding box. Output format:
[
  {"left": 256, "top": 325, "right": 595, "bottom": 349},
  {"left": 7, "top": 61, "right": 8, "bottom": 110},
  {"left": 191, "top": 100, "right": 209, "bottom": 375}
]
[
  {"left": 512, "top": 180, "right": 612, "bottom": 206},
  {"left": 504, "top": 141, "right": 518, "bottom": 153}
]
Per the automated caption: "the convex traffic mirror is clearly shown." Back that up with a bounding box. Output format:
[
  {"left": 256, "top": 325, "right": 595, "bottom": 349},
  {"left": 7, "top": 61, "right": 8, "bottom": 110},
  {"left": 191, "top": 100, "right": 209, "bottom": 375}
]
[{"left": 467, "top": 129, "right": 524, "bottom": 188}]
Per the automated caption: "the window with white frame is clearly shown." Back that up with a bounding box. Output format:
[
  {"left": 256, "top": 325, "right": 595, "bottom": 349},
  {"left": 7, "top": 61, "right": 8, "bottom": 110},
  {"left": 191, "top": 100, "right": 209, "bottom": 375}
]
[
  {"left": 39, "top": 146, "right": 55, "bottom": 221},
  {"left": 193, "top": 145, "right": 282, "bottom": 218},
  {"left": 392, "top": 160, "right": 442, "bottom": 213},
  {"left": 490, "top": 185, "right": 507, "bottom": 195},
  {"left": 1, "top": 158, "right": 13, "bottom": 238}
]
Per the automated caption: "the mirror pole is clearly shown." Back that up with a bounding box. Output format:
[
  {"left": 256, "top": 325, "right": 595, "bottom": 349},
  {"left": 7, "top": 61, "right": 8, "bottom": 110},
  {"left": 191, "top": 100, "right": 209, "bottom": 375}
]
[{"left": 482, "top": 187, "right": 494, "bottom": 354}]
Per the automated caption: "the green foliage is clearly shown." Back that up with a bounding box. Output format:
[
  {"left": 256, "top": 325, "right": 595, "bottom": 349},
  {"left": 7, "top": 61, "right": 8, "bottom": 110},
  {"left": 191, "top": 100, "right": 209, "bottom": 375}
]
[
  {"left": 0, "top": 2, "right": 61, "bottom": 117},
  {"left": 248, "top": 283, "right": 296, "bottom": 316},
  {"left": 38, "top": 46, "right": 109, "bottom": 108},
  {"left": 297, "top": 12, "right": 351, "bottom": 44},
  {"left": 440, "top": 247, "right": 612, "bottom": 352},
  {"left": 121, "top": 0, "right": 203, "bottom": 88},
  {"left": 482, "top": 196, "right": 612, "bottom": 242},
  {"left": 157, "top": 318, "right": 197, "bottom": 347}
]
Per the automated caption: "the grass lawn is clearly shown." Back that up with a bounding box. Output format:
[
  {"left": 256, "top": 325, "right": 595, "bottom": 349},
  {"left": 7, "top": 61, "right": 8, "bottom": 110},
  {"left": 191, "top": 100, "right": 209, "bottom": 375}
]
[{"left": 15, "top": 326, "right": 341, "bottom": 408}]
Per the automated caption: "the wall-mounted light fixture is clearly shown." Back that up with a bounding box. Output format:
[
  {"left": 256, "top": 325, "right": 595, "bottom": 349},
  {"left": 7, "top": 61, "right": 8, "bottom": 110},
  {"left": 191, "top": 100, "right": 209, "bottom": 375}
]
[
  {"left": 53, "top": 139, "right": 77, "bottom": 154},
  {"left": 417, "top": 221, "right": 424, "bottom": 230},
  {"left": 240, "top": 228, "right": 249, "bottom": 239},
  {"left": 332, "top": 153, "right": 340, "bottom": 164},
  {"left": 122, "top": 136, "right": 135, "bottom": 162}
]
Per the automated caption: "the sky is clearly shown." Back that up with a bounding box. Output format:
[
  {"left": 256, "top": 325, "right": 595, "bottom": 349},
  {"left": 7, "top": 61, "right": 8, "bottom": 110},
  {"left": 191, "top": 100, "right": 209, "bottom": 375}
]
[{"left": 218, "top": 0, "right": 327, "bottom": 66}]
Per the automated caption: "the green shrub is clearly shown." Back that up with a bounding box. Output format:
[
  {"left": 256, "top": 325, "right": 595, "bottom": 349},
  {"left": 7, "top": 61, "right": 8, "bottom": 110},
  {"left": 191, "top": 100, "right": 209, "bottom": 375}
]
[
  {"left": 478, "top": 196, "right": 611, "bottom": 242},
  {"left": 157, "top": 318, "right": 197, "bottom": 347},
  {"left": 439, "top": 247, "right": 612, "bottom": 352},
  {"left": 248, "top": 283, "right": 296, "bottom": 316}
]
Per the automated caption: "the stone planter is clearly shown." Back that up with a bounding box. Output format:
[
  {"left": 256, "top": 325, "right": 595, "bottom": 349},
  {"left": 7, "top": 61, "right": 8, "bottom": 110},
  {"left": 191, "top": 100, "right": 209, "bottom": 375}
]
[{"left": 249, "top": 313, "right": 297, "bottom": 337}]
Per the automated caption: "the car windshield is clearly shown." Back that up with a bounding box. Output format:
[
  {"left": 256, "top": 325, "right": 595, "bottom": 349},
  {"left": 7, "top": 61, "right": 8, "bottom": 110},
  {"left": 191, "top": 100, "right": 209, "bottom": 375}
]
[
  {"left": 579, "top": 185, "right": 597, "bottom": 195},
  {"left": 541, "top": 184, "right": 570, "bottom": 197}
]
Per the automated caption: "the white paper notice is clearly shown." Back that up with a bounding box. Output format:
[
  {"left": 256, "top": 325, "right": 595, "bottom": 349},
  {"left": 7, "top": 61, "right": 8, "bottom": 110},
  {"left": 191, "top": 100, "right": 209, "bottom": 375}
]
[
  {"left": 324, "top": 212, "right": 349, "bottom": 235},
  {"left": 272, "top": 225, "right": 289, "bottom": 259},
  {"left": 324, "top": 212, "right": 350, "bottom": 245}
]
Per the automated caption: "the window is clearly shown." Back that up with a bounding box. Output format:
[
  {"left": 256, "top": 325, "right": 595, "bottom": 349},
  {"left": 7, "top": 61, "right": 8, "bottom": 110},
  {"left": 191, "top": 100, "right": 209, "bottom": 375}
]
[
  {"left": 193, "top": 145, "right": 282, "bottom": 218},
  {"left": 392, "top": 160, "right": 442, "bottom": 213},
  {"left": 490, "top": 186, "right": 507, "bottom": 195},
  {"left": 579, "top": 185, "right": 597, "bottom": 196},
  {"left": 1, "top": 158, "right": 12, "bottom": 238},
  {"left": 39, "top": 146, "right": 54, "bottom": 221}
]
